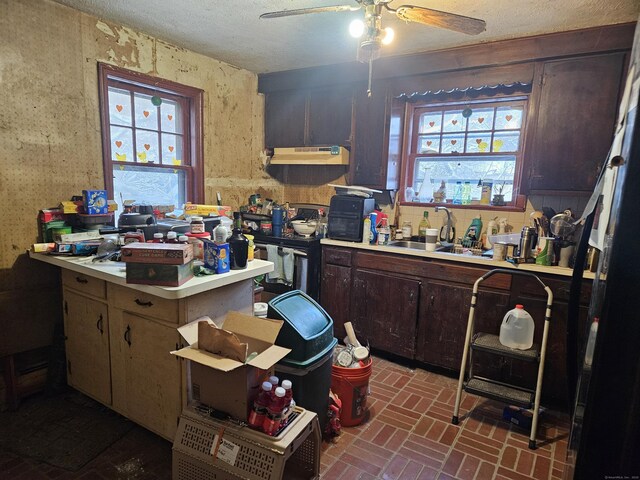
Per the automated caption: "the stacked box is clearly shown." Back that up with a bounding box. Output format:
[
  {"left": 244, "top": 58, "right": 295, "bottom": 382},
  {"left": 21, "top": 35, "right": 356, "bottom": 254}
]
[
  {"left": 82, "top": 189, "right": 108, "bottom": 214},
  {"left": 126, "top": 262, "right": 194, "bottom": 287},
  {"left": 121, "top": 243, "right": 194, "bottom": 265}
]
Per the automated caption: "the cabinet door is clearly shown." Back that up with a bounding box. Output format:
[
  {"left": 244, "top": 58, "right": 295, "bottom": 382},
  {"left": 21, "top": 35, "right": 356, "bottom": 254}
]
[
  {"left": 110, "top": 310, "right": 182, "bottom": 440},
  {"left": 351, "top": 269, "right": 419, "bottom": 358},
  {"left": 528, "top": 53, "right": 625, "bottom": 192},
  {"left": 264, "top": 90, "right": 307, "bottom": 148},
  {"left": 307, "top": 86, "right": 354, "bottom": 146},
  {"left": 321, "top": 263, "right": 352, "bottom": 341},
  {"left": 417, "top": 281, "right": 510, "bottom": 371},
  {"left": 63, "top": 289, "right": 111, "bottom": 405}
]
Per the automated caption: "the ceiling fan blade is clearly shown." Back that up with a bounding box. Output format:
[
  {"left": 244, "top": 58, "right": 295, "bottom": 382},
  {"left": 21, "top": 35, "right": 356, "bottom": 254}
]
[
  {"left": 260, "top": 5, "right": 360, "bottom": 19},
  {"left": 393, "top": 5, "right": 486, "bottom": 35}
]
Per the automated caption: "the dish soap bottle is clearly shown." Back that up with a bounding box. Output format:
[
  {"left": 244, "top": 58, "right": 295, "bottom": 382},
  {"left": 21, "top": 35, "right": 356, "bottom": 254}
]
[
  {"left": 418, "top": 211, "right": 431, "bottom": 242},
  {"left": 463, "top": 215, "right": 483, "bottom": 248}
]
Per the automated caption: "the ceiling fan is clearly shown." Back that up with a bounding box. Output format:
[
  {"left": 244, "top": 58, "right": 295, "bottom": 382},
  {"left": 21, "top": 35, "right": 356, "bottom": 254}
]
[{"left": 260, "top": 1, "right": 486, "bottom": 95}]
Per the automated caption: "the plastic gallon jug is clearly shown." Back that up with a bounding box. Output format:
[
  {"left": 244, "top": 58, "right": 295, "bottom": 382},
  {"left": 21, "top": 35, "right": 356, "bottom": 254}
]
[{"left": 499, "top": 304, "right": 534, "bottom": 350}]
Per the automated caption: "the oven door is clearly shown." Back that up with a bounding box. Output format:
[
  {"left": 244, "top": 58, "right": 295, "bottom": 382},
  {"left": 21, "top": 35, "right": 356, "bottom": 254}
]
[{"left": 254, "top": 243, "right": 310, "bottom": 301}]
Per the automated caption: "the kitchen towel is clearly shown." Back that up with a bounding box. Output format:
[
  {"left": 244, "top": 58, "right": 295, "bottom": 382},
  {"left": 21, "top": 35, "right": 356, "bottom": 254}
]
[
  {"left": 295, "top": 256, "right": 308, "bottom": 292},
  {"left": 282, "top": 247, "right": 294, "bottom": 285}
]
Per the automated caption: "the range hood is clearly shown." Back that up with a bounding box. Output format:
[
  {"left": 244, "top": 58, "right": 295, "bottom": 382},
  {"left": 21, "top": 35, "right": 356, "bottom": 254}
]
[{"left": 270, "top": 146, "right": 349, "bottom": 165}]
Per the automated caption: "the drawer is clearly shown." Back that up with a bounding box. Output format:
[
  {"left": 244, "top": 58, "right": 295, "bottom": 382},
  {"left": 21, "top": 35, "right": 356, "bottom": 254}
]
[
  {"left": 61, "top": 269, "right": 106, "bottom": 299},
  {"left": 323, "top": 247, "right": 352, "bottom": 267},
  {"left": 109, "top": 284, "right": 180, "bottom": 324}
]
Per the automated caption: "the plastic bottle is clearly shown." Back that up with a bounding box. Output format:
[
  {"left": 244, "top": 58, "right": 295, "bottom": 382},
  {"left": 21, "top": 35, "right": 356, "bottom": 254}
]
[
  {"left": 229, "top": 212, "right": 249, "bottom": 270},
  {"left": 247, "top": 381, "right": 273, "bottom": 429},
  {"left": 484, "top": 218, "right": 498, "bottom": 249},
  {"left": 362, "top": 216, "right": 371, "bottom": 244},
  {"left": 178, "top": 235, "right": 189, "bottom": 244},
  {"left": 263, "top": 386, "right": 287, "bottom": 436},
  {"left": 151, "top": 233, "right": 164, "bottom": 243},
  {"left": 165, "top": 231, "right": 178, "bottom": 244},
  {"left": 584, "top": 318, "right": 599, "bottom": 366},
  {"left": 281, "top": 379, "right": 293, "bottom": 407},
  {"left": 499, "top": 305, "right": 535, "bottom": 350},
  {"left": 462, "top": 181, "right": 472, "bottom": 205},
  {"left": 213, "top": 223, "right": 229, "bottom": 245},
  {"left": 418, "top": 211, "right": 431, "bottom": 242},
  {"left": 377, "top": 217, "right": 390, "bottom": 246},
  {"left": 268, "top": 375, "right": 279, "bottom": 389},
  {"left": 463, "top": 215, "right": 483, "bottom": 248},
  {"left": 453, "top": 181, "right": 463, "bottom": 205},
  {"left": 369, "top": 213, "right": 378, "bottom": 245}
]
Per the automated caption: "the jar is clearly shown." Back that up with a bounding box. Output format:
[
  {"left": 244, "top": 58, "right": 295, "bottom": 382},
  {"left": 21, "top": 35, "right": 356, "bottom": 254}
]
[
  {"left": 186, "top": 232, "right": 211, "bottom": 260},
  {"left": 190, "top": 216, "right": 205, "bottom": 234},
  {"left": 401, "top": 221, "right": 412, "bottom": 239}
]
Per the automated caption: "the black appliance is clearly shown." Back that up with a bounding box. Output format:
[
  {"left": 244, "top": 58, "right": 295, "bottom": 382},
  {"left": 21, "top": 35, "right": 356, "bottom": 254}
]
[
  {"left": 327, "top": 194, "right": 374, "bottom": 242},
  {"left": 564, "top": 24, "right": 640, "bottom": 479}
]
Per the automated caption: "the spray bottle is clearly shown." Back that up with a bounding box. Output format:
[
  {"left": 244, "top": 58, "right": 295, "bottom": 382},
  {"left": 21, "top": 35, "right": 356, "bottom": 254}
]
[{"left": 484, "top": 217, "right": 498, "bottom": 249}]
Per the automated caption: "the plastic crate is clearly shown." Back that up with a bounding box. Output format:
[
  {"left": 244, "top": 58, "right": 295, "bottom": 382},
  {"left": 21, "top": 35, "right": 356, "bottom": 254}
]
[
  {"left": 172, "top": 405, "right": 320, "bottom": 480},
  {"left": 267, "top": 290, "right": 334, "bottom": 364}
]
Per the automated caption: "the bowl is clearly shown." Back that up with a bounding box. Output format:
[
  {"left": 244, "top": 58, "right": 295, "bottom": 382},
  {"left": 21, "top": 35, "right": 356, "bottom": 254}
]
[{"left": 291, "top": 220, "right": 318, "bottom": 236}]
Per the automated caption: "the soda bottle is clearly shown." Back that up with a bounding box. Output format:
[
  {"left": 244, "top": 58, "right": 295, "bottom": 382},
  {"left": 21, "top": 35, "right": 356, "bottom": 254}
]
[
  {"left": 247, "top": 381, "right": 273, "bottom": 429},
  {"left": 263, "top": 386, "right": 287, "bottom": 436}
]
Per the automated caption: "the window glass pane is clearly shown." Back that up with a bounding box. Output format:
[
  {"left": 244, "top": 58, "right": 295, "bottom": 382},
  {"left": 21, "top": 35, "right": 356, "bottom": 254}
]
[
  {"left": 135, "top": 130, "right": 159, "bottom": 164},
  {"left": 110, "top": 126, "right": 133, "bottom": 162},
  {"left": 467, "top": 107, "right": 494, "bottom": 131},
  {"left": 418, "top": 135, "right": 440, "bottom": 154},
  {"left": 442, "top": 111, "right": 465, "bottom": 132},
  {"left": 113, "top": 164, "right": 186, "bottom": 219},
  {"left": 108, "top": 87, "right": 132, "bottom": 126},
  {"left": 492, "top": 131, "right": 520, "bottom": 152},
  {"left": 465, "top": 134, "right": 491, "bottom": 153},
  {"left": 495, "top": 106, "right": 523, "bottom": 130},
  {"left": 134, "top": 93, "right": 158, "bottom": 130},
  {"left": 161, "top": 133, "right": 183, "bottom": 165},
  {"left": 419, "top": 113, "right": 442, "bottom": 134},
  {"left": 161, "top": 101, "right": 182, "bottom": 133},
  {"left": 441, "top": 133, "right": 465, "bottom": 154}
]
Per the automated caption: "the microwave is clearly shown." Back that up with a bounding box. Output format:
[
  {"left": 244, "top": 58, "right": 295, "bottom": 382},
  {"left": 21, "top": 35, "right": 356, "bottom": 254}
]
[{"left": 327, "top": 195, "right": 375, "bottom": 242}]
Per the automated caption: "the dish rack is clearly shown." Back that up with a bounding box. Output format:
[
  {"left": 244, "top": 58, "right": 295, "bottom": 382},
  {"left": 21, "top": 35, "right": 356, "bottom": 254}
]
[{"left": 451, "top": 269, "right": 554, "bottom": 450}]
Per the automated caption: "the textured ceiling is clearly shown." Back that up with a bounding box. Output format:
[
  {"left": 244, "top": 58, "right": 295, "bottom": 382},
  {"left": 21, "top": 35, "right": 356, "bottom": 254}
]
[{"left": 52, "top": 0, "right": 639, "bottom": 74}]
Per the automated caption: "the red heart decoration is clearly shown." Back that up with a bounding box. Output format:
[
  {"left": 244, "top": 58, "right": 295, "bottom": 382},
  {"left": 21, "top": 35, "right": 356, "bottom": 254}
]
[
  {"left": 168, "top": 146, "right": 174, "bottom": 152},
  {"left": 143, "top": 111, "right": 150, "bottom": 118},
  {"left": 144, "top": 144, "right": 151, "bottom": 150},
  {"left": 451, "top": 140, "right": 457, "bottom": 145},
  {"left": 452, "top": 120, "right": 458, "bottom": 125},
  {"left": 168, "top": 115, "right": 173, "bottom": 121},
  {"left": 426, "top": 141, "right": 432, "bottom": 146},
  {"left": 506, "top": 115, "right": 513, "bottom": 121},
  {"left": 428, "top": 121, "right": 435, "bottom": 127},
  {"left": 115, "top": 140, "right": 122, "bottom": 148},
  {"left": 116, "top": 105, "right": 123, "bottom": 112},
  {"left": 478, "top": 117, "right": 484, "bottom": 123},
  {"left": 476, "top": 139, "right": 482, "bottom": 144}
]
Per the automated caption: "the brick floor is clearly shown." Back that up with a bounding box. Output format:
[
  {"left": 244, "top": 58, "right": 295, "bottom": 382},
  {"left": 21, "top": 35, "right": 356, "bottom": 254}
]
[{"left": 0, "top": 356, "right": 569, "bottom": 479}]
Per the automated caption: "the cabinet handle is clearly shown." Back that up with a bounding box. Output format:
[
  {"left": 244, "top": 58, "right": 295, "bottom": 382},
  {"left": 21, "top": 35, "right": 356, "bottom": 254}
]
[
  {"left": 75, "top": 276, "right": 88, "bottom": 284},
  {"left": 430, "top": 295, "right": 435, "bottom": 307},
  {"left": 134, "top": 298, "right": 153, "bottom": 307},
  {"left": 124, "top": 325, "right": 132, "bottom": 346},
  {"left": 96, "top": 314, "right": 104, "bottom": 334}
]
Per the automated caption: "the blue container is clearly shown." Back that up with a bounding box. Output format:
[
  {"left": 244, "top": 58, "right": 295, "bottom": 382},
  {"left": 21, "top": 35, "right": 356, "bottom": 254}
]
[{"left": 272, "top": 206, "right": 286, "bottom": 237}]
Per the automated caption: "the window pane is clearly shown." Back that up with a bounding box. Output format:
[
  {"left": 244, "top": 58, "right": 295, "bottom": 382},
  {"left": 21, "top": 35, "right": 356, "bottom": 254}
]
[
  {"left": 493, "top": 131, "right": 520, "bottom": 152},
  {"left": 441, "top": 133, "right": 465, "bottom": 154},
  {"left": 161, "top": 133, "right": 184, "bottom": 165},
  {"left": 134, "top": 93, "right": 158, "bottom": 130},
  {"left": 135, "top": 130, "right": 159, "bottom": 164},
  {"left": 161, "top": 101, "right": 182, "bottom": 133},
  {"left": 467, "top": 107, "right": 494, "bottom": 131},
  {"left": 418, "top": 135, "right": 440, "bottom": 154},
  {"left": 108, "top": 87, "right": 132, "bottom": 126},
  {"left": 110, "top": 126, "right": 133, "bottom": 162},
  {"left": 495, "top": 106, "right": 523, "bottom": 130},
  {"left": 419, "top": 113, "right": 442, "bottom": 134},
  {"left": 442, "top": 111, "right": 465, "bottom": 132},
  {"left": 113, "top": 164, "right": 186, "bottom": 218},
  {"left": 465, "top": 134, "right": 491, "bottom": 153}
]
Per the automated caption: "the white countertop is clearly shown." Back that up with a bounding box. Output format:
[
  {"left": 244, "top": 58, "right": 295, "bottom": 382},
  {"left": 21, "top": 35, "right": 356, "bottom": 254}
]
[
  {"left": 29, "top": 251, "right": 274, "bottom": 299},
  {"left": 321, "top": 239, "right": 595, "bottom": 280}
]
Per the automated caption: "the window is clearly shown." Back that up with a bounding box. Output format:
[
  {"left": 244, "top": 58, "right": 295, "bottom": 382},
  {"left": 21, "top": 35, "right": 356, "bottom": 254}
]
[
  {"left": 98, "top": 64, "right": 203, "bottom": 216},
  {"left": 401, "top": 91, "right": 530, "bottom": 208}
]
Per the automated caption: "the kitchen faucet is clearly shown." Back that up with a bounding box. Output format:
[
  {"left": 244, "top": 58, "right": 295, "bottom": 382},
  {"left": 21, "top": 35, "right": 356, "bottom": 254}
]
[{"left": 435, "top": 206, "right": 455, "bottom": 244}]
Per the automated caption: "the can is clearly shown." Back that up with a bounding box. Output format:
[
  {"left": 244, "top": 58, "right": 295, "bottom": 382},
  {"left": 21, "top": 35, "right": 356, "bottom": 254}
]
[
  {"left": 493, "top": 242, "right": 507, "bottom": 261},
  {"left": 260, "top": 221, "right": 272, "bottom": 235}
]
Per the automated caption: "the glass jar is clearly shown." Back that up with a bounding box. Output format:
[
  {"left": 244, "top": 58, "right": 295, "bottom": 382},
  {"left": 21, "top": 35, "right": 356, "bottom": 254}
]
[
  {"left": 401, "top": 221, "right": 412, "bottom": 240},
  {"left": 190, "top": 215, "right": 205, "bottom": 234}
]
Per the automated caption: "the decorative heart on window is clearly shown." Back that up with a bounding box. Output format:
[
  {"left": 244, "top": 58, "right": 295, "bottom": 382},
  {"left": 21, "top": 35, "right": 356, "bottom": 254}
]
[
  {"left": 451, "top": 140, "right": 457, "bottom": 145},
  {"left": 144, "top": 144, "right": 151, "bottom": 150},
  {"left": 116, "top": 105, "right": 123, "bottom": 112},
  {"left": 168, "top": 146, "right": 174, "bottom": 152},
  {"left": 428, "top": 121, "right": 435, "bottom": 127},
  {"left": 478, "top": 118, "right": 484, "bottom": 123},
  {"left": 115, "top": 140, "right": 122, "bottom": 148},
  {"left": 452, "top": 120, "right": 458, "bottom": 125},
  {"left": 168, "top": 115, "right": 173, "bottom": 121},
  {"left": 143, "top": 111, "right": 150, "bottom": 118},
  {"left": 476, "top": 139, "right": 482, "bottom": 144},
  {"left": 506, "top": 115, "right": 513, "bottom": 121},
  {"left": 426, "top": 141, "right": 432, "bottom": 146}
]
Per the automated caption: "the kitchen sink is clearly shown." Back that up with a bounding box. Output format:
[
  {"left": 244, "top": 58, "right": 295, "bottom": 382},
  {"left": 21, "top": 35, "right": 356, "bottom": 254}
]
[{"left": 387, "top": 240, "right": 454, "bottom": 252}]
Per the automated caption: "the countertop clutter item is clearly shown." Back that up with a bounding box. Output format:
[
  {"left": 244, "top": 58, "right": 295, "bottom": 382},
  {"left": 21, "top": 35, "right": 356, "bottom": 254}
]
[
  {"left": 291, "top": 219, "right": 318, "bottom": 237},
  {"left": 121, "top": 242, "right": 194, "bottom": 265},
  {"left": 499, "top": 304, "right": 535, "bottom": 350},
  {"left": 82, "top": 189, "right": 108, "bottom": 215},
  {"left": 327, "top": 194, "right": 375, "bottom": 242},
  {"left": 229, "top": 212, "right": 249, "bottom": 270}
]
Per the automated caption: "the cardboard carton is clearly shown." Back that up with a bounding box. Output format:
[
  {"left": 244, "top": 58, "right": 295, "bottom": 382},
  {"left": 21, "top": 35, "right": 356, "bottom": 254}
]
[
  {"left": 121, "top": 242, "right": 194, "bottom": 265},
  {"left": 126, "top": 261, "right": 194, "bottom": 286},
  {"left": 172, "top": 312, "right": 291, "bottom": 422},
  {"left": 82, "top": 190, "right": 108, "bottom": 214}
]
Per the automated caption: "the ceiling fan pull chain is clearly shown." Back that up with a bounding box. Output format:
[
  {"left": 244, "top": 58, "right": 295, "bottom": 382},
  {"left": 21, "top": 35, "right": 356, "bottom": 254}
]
[{"left": 367, "top": 57, "right": 373, "bottom": 98}]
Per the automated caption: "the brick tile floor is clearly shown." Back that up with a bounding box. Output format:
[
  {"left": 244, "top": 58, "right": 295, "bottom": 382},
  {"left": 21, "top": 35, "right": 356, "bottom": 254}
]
[{"left": 0, "top": 356, "right": 569, "bottom": 479}]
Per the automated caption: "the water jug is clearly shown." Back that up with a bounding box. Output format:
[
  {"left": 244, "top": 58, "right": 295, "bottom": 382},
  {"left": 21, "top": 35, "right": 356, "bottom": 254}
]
[{"left": 499, "top": 304, "right": 534, "bottom": 350}]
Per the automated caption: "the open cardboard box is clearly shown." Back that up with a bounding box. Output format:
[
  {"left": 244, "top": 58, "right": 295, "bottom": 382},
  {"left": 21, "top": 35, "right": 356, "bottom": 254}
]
[{"left": 171, "top": 311, "right": 291, "bottom": 422}]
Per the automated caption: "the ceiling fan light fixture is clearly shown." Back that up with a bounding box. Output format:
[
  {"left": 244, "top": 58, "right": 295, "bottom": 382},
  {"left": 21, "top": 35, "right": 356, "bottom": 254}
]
[
  {"left": 349, "top": 19, "right": 365, "bottom": 38},
  {"left": 381, "top": 26, "right": 394, "bottom": 45}
]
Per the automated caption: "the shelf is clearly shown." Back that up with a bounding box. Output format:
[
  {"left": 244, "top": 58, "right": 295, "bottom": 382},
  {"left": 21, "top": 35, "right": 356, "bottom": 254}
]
[
  {"left": 464, "top": 377, "right": 534, "bottom": 408},
  {"left": 471, "top": 333, "right": 540, "bottom": 362}
]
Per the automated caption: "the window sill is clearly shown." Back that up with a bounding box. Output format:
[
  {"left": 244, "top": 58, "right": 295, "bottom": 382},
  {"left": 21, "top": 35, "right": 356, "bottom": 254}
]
[{"left": 399, "top": 201, "right": 526, "bottom": 213}]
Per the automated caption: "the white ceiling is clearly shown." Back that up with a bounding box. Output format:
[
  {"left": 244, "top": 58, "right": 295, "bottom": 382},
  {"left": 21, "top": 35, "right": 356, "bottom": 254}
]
[{"left": 52, "top": 0, "right": 639, "bottom": 74}]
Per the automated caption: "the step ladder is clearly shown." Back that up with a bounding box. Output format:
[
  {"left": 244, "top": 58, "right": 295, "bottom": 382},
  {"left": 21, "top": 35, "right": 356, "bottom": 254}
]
[{"left": 451, "top": 269, "right": 553, "bottom": 450}]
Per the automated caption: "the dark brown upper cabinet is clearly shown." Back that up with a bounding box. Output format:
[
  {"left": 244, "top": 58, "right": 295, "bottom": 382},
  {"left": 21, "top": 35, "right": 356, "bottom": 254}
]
[
  {"left": 526, "top": 53, "right": 627, "bottom": 193},
  {"left": 264, "top": 85, "right": 354, "bottom": 148}
]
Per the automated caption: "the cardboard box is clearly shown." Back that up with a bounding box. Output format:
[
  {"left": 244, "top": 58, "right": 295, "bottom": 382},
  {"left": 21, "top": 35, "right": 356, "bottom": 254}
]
[
  {"left": 184, "top": 203, "right": 232, "bottom": 218},
  {"left": 172, "top": 313, "right": 291, "bottom": 422},
  {"left": 126, "top": 261, "right": 194, "bottom": 286},
  {"left": 82, "top": 189, "right": 108, "bottom": 214},
  {"left": 121, "top": 242, "right": 194, "bottom": 265},
  {"left": 39, "top": 208, "right": 66, "bottom": 223}
]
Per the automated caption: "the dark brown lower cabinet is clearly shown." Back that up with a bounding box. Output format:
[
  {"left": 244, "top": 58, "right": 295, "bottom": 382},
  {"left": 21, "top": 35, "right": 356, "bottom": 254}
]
[
  {"left": 320, "top": 263, "right": 352, "bottom": 342},
  {"left": 351, "top": 269, "right": 419, "bottom": 359}
]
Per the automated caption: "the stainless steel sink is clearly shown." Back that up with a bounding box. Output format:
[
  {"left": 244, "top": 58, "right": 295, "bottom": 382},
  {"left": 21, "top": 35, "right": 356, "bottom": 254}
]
[{"left": 387, "top": 241, "right": 454, "bottom": 253}]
